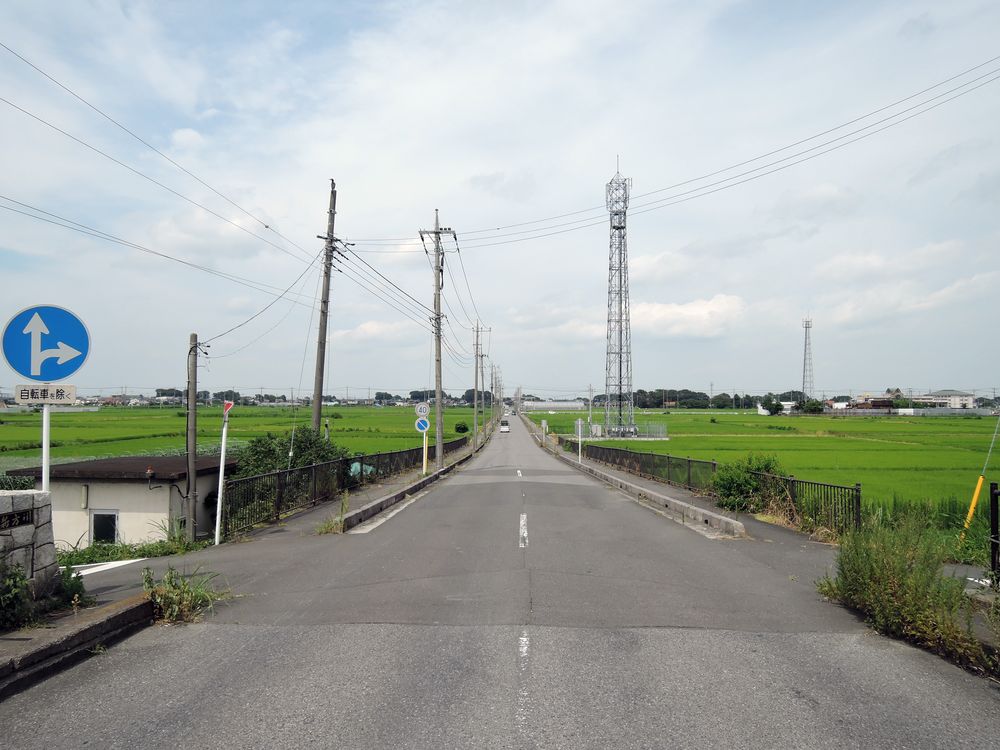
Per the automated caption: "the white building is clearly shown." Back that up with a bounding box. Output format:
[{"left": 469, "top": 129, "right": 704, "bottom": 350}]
[
  {"left": 9, "top": 455, "right": 235, "bottom": 547},
  {"left": 913, "top": 390, "right": 975, "bottom": 409}
]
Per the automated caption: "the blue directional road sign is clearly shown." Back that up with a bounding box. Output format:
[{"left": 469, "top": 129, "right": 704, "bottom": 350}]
[
  {"left": 2, "top": 305, "right": 90, "bottom": 382},
  {"left": 415, "top": 417, "right": 430, "bottom": 433}
]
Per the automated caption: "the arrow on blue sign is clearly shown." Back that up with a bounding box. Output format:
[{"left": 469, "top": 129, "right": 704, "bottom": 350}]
[{"left": 2, "top": 305, "right": 90, "bottom": 382}]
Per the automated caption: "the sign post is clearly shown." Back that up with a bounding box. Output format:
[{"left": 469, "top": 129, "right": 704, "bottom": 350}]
[
  {"left": 214, "top": 400, "right": 235, "bottom": 546},
  {"left": 2, "top": 305, "right": 90, "bottom": 492},
  {"left": 415, "top": 402, "right": 431, "bottom": 474}
]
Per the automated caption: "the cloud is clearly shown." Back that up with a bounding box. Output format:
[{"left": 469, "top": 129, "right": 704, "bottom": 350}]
[
  {"left": 908, "top": 140, "right": 989, "bottom": 186},
  {"left": 632, "top": 295, "right": 747, "bottom": 338},
  {"left": 332, "top": 319, "right": 415, "bottom": 344},
  {"left": 771, "top": 183, "right": 861, "bottom": 223},
  {"left": 170, "top": 128, "right": 205, "bottom": 151}
]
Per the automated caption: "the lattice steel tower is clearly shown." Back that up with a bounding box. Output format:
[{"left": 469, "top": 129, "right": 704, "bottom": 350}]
[
  {"left": 605, "top": 170, "right": 636, "bottom": 436},
  {"left": 801, "top": 318, "right": 814, "bottom": 401}
]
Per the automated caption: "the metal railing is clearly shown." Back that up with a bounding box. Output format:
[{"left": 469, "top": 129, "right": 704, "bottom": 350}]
[
  {"left": 221, "top": 436, "right": 469, "bottom": 538},
  {"left": 748, "top": 471, "right": 862, "bottom": 532},
  {"left": 559, "top": 438, "right": 861, "bottom": 532}
]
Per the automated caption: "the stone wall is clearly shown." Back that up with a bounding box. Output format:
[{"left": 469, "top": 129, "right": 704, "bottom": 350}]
[{"left": 0, "top": 491, "right": 57, "bottom": 596}]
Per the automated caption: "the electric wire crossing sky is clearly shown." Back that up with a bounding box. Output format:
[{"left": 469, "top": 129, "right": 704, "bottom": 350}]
[{"left": 2, "top": 305, "right": 90, "bottom": 382}]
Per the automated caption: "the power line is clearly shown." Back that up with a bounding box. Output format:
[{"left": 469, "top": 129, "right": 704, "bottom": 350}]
[
  {"left": 0, "top": 96, "right": 315, "bottom": 264},
  {"left": 342, "top": 245, "right": 434, "bottom": 315},
  {"left": 333, "top": 254, "right": 435, "bottom": 323},
  {"left": 345, "top": 55, "right": 1000, "bottom": 248},
  {"left": 331, "top": 262, "right": 434, "bottom": 334},
  {"left": 0, "top": 40, "right": 320, "bottom": 262},
  {"left": 453, "top": 236, "right": 483, "bottom": 323},
  {"left": 0, "top": 196, "right": 316, "bottom": 305},
  {"left": 204, "top": 249, "right": 325, "bottom": 344}
]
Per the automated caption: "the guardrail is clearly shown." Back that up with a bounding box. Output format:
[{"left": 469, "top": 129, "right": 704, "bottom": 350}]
[{"left": 222, "top": 436, "right": 469, "bottom": 538}]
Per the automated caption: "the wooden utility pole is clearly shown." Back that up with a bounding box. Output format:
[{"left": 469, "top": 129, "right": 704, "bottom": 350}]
[
  {"left": 312, "top": 180, "right": 337, "bottom": 431},
  {"left": 420, "top": 210, "right": 455, "bottom": 470},
  {"left": 185, "top": 332, "right": 199, "bottom": 542}
]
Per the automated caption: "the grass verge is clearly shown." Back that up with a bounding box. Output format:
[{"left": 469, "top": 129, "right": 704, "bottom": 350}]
[{"left": 1, "top": 562, "right": 92, "bottom": 633}]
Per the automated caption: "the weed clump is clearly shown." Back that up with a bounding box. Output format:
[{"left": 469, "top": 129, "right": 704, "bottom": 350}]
[
  {"left": 712, "top": 453, "right": 789, "bottom": 515},
  {"left": 818, "top": 517, "right": 990, "bottom": 672},
  {"left": 141, "top": 565, "right": 224, "bottom": 623}
]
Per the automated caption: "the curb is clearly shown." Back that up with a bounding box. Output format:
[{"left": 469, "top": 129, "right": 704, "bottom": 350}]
[
  {"left": 528, "top": 425, "right": 745, "bottom": 538},
  {"left": 0, "top": 594, "right": 153, "bottom": 701}
]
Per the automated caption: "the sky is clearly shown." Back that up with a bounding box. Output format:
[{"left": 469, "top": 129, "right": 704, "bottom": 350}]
[{"left": 1, "top": 0, "right": 998, "bottom": 401}]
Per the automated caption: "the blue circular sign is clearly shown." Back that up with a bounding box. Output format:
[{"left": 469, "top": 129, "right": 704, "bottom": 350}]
[
  {"left": 2, "top": 305, "right": 90, "bottom": 382},
  {"left": 415, "top": 418, "right": 430, "bottom": 432}
]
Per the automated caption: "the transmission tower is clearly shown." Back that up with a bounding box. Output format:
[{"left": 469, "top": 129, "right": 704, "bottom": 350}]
[
  {"left": 801, "top": 318, "right": 814, "bottom": 401},
  {"left": 604, "top": 169, "right": 636, "bottom": 436}
]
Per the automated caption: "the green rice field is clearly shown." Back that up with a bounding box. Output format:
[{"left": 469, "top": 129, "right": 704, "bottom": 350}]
[
  {"left": 528, "top": 410, "right": 1000, "bottom": 511},
  {"left": 0, "top": 405, "right": 481, "bottom": 473}
]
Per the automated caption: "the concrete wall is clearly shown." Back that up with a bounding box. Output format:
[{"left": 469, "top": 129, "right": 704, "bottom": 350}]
[
  {"left": 0, "top": 490, "right": 57, "bottom": 595},
  {"left": 50, "top": 482, "right": 170, "bottom": 549},
  {"left": 48, "top": 474, "right": 220, "bottom": 548}
]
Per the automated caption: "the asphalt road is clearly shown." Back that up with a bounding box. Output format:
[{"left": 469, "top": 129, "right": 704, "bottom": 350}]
[{"left": 3, "top": 417, "right": 999, "bottom": 748}]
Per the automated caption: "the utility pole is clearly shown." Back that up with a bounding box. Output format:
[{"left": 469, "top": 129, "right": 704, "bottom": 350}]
[
  {"left": 473, "top": 324, "right": 479, "bottom": 451},
  {"left": 420, "top": 210, "right": 455, "bottom": 470},
  {"left": 312, "top": 180, "right": 337, "bottom": 431},
  {"left": 589, "top": 384, "right": 594, "bottom": 426},
  {"left": 185, "top": 333, "right": 200, "bottom": 543}
]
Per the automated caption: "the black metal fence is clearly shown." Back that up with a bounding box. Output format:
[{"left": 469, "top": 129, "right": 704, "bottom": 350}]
[
  {"left": 221, "top": 436, "right": 468, "bottom": 538},
  {"left": 560, "top": 438, "right": 862, "bottom": 533},
  {"left": 564, "top": 440, "right": 717, "bottom": 493},
  {"left": 748, "top": 472, "right": 862, "bottom": 532}
]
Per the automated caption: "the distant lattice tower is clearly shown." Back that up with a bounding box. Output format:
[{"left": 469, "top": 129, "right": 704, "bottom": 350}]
[
  {"left": 605, "top": 170, "right": 636, "bottom": 436},
  {"left": 802, "top": 318, "right": 814, "bottom": 401}
]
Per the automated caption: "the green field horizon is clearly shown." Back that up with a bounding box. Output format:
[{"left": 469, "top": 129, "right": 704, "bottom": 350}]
[
  {"left": 526, "top": 409, "right": 998, "bottom": 510},
  {"left": 0, "top": 405, "right": 485, "bottom": 473}
]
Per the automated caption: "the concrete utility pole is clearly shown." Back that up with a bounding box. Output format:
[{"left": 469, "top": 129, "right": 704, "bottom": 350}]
[
  {"left": 312, "top": 180, "right": 337, "bottom": 431},
  {"left": 589, "top": 384, "right": 594, "bottom": 426},
  {"left": 473, "top": 324, "right": 479, "bottom": 451},
  {"left": 420, "top": 210, "right": 455, "bottom": 470},
  {"left": 185, "top": 333, "right": 199, "bottom": 542}
]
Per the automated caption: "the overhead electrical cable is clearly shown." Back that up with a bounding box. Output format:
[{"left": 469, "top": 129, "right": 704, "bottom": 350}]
[
  {"left": 453, "top": 237, "right": 483, "bottom": 324},
  {"left": 0, "top": 196, "right": 316, "bottom": 305},
  {"left": 0, "top": 40, "right": 320, "bottom": 261},
  {"left": 0, "top": 96, "right": 314, "bottom": 264},
  {"left": 204, "top": 248, "right": 325, "bottom": 343},
  {"left": 334, "top": 253, "right": 436, "bottom": 322},
  {"left": 342, "top": 245, "right": 434, "bottom": 315},
  {"left": 331, "top": 261, "right": 434, "bottom": 334},
  {"left": 344, "top": 56, "right": 1000, "bottom": 248}
]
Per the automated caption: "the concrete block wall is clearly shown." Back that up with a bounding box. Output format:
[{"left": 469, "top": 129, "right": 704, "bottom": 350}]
[{"left": 0, "top": 491, "right": 58, "bottom": 596}]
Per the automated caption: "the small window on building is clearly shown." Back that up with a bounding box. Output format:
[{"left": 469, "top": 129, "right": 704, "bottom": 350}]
[{"left": 92, "top": 512, "right": 118, "bottom": 544}]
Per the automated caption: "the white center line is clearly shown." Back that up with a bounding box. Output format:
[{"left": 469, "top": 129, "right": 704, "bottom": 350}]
[{"left": 519, "top": 512, "right": 528, "bottom": 548}]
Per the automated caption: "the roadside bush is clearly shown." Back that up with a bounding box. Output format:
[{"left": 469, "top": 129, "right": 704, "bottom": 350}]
[
  {"left": 0, "top": 562, "right": 32, "bottom": 631},
  {"left": 454, "top": 421, "right": 469, "bottom": 434},
  {"left": 712, "top": 453, "right": 787, "bottom": 514},
  {"left": 141, "top": 565, "right": 224, "bottom": 622},
  {"left": 817, "top": 517, "right": 989, "bottom": 672},
  {"left": 232, "top": 427, "right": 348, "bottom": 478}
]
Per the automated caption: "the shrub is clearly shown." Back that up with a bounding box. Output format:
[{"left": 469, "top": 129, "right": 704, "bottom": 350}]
[
  {"left": 454, "top": 421, "right": 469, "bottom": 434},
  {"left": 818, "top": 517, "right": 988, "bottom": 672},
  {"left": 0, "top": 475, "right": 35, "bottom": 491},
  {"left": 232, "top": 427, "right": 348, "bottom": 478},
  {"left": 0, "top": 562, "right": 33, "bottom": 631},
  {"left": 712, "top": 453, "right": 787, "bottom": 513}
]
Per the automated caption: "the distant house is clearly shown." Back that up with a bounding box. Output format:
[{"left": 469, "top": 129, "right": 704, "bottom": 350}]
[
  {"left": 913, "top": 390, "right": 975, "bottom": 409},
  {"left": 9, "top": 455, "right": 236, "bottom": 548}
]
